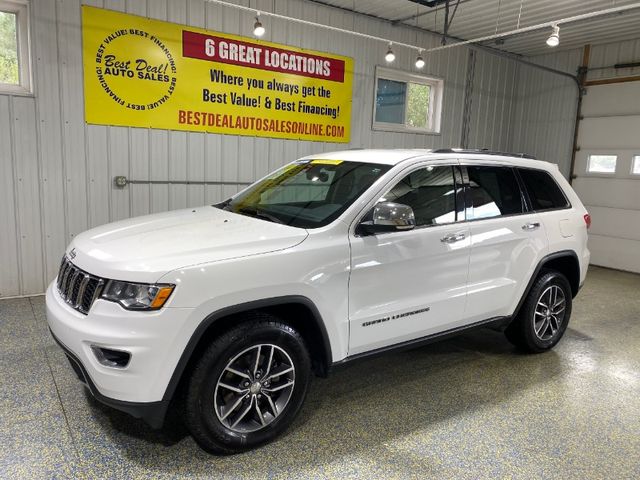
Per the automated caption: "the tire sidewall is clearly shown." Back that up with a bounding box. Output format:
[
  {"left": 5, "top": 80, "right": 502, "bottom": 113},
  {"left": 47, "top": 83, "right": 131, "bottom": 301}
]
[
  {"left": 523, "top": 271, "right": 572, "bottom": 351},
  {"left": 188, "top": 322, "right": 311, "bottom": 452}
]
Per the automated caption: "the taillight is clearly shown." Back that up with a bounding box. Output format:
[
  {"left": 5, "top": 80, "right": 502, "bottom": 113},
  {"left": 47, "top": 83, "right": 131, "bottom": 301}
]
[{"left": 584, "top": 213, "right": 591, "bottom": 229}]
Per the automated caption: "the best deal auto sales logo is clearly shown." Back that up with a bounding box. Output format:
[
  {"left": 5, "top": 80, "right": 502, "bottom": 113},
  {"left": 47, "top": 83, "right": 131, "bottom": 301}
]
[{"left": 94, "top": 28, "right": 177, "bottom": 111}]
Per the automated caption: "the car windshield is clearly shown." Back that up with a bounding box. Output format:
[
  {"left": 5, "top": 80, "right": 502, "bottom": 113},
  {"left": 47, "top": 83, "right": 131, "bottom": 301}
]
[{"left": 218, "top": 160, "right": 390, "bottom": 228}]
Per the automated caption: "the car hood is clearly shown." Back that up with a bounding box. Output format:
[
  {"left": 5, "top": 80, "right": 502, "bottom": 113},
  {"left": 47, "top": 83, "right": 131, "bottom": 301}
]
[{"left": 67, "top": 206, "right": 308, "bottom": 283}]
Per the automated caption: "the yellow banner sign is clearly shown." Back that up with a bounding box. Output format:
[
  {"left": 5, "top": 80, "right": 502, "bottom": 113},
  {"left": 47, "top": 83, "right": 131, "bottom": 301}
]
[{"left": 81, "top": 6, "right": 353, "bottom": 142}]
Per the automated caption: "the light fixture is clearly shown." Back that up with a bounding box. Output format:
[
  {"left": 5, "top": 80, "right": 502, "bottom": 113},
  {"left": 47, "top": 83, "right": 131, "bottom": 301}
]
[
  {"left": 385, "top": 43, "right": 395, "bottom": 63},
  {"left": 415, "top": 51, "right": 425, "bottom": 69},
  {"left": 546, "top": 24, "right": 560, "bottom": 47},
  {"left": 253, "top": 14, "right": 265, "bottom": 37}
]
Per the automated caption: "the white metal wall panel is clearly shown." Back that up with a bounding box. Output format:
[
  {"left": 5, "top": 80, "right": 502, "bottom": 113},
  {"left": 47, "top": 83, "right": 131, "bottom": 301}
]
[
  {"left": 86, "top": 125, "right": 110, "bottom": 229},
  {"left": 0, "top": 96, "right": 21, "bottom": 297},
  {"left": 0, "top": 0, "right": 553, "bottom": 296},
  {"left": 12, "top": 97, "right": 45, "bottom": 294},
  {"left": 33, "top": 0, "right": 68, "bottom": 286},
  {"left": 58, "top": 0, "right": 89, "bottom": 244},
  {"left": 149, "top": 129, "right": 170, "bottom": 214}
]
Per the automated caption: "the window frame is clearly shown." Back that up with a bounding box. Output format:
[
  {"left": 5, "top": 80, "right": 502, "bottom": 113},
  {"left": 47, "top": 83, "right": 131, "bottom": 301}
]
[
  {"left": 0, "top": 0, "right": 31, "bottom": 95},
  {"left": 372, "top": 66, "right": 443, "bottom": 135}
]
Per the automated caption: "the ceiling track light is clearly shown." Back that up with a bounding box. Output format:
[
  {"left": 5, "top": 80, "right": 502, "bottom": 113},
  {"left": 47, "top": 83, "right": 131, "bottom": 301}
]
[
  {"left": 385, "top": 43, "right": 396, "bottom": 63},
  {"left": 546, "top": 24, "right": 560, "bottom": 47},
  {"left": 253, "top": 13, "right": 265, "bottom": 37},
  {"left": 415, "top": 50, "right": 425, "bottom": 69}
]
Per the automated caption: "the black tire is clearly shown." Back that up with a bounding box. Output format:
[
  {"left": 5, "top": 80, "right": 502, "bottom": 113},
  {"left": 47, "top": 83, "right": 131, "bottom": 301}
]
[
  {"left": 505, "top": 270, "right": 572, "bottom": 353},
  {"left": 184, "top": 313, "right": 311, "bottom": 454}
]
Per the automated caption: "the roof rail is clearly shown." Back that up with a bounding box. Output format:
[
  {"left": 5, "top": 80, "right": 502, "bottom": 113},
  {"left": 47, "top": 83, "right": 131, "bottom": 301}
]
[{"left": 432, "top": 148, "right": 537, "bottom": 160}]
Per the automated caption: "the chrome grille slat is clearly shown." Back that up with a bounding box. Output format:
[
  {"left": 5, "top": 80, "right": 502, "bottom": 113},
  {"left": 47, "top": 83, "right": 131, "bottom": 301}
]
[
  {"left": 56, "top": 256, "right": 105, "bottom": 315},
  {"left": 57, "top": 258, "right": 67, "bottom": 289},
  {"left": 63, "top": 266, "right": 75, "bottom": 299},
  {"left": 61, "top": 263, "right": 73, "bottom": 294},
  {"left": 76, "top": 274, "right": 90, "bottom": 309},
  {"left": 67, "top": 270, "right": 80, "bottom": 305}
]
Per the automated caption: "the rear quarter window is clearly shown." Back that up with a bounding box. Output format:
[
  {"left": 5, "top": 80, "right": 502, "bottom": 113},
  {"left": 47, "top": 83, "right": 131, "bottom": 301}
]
[{"left": 517, "top": 168, "right": 570, "bottom": 211}]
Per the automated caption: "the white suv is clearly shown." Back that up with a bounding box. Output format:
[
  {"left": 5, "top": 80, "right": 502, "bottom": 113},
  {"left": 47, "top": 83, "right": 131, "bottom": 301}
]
[{"left": 46, "top": 148, "right": 590, "bottom": 453}]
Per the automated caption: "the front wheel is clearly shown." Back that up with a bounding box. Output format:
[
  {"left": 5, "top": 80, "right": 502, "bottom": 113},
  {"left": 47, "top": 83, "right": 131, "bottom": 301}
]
[
  {"left": 184, "top": 314, "right": 311, "bottom": 454},
  {"left": 505, "top": 270, "right": 572, "bottom": 353}
]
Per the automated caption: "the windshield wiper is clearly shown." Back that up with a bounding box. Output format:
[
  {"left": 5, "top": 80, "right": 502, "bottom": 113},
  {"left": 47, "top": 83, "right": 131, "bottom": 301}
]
[{"left": 236, "top": 207, "right": 284, "bottom": 224}]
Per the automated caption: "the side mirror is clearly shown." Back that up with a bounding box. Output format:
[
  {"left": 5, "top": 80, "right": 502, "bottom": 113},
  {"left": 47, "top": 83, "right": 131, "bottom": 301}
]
[{"left": 358, "top": 202, "right": 416, "bottom": 235}]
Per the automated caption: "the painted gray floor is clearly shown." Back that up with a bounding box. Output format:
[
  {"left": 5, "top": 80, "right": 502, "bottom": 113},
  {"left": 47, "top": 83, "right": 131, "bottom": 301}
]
[{"left": 1, "top": 266, "right": 639, "bottom": 479}]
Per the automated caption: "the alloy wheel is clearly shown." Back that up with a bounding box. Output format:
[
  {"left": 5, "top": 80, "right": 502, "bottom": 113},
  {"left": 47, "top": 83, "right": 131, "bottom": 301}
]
[
  {"left": 533, "top": 285, "right": 566, "bottom": 341},
  {"left": 214, "top": 344, "right": 295, "bottom": 433}
]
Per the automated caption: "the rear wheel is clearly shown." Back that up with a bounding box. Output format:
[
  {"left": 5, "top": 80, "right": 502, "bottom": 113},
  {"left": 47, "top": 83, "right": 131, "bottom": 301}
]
[
  {"left": 505, "top": 270, "right": 572, "bottom": 353},
  {"left": 184, "top": 314, "right": 311, "bottom": 453}
]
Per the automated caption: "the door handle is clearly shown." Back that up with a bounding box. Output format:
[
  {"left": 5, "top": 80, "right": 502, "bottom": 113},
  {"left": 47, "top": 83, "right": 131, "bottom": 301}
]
[
  {"left": 522, "top": 222, "right": 541, "bottom": 231},
  {"left": 441, "top": 232, "right": 466, "bottom": 244}
]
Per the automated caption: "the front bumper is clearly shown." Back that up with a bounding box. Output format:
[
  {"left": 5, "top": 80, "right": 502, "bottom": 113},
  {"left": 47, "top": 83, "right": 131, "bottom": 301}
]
[
  {"left": 46, "top": 282, "right": 195, "bottom": 426},
  {"left": 50, "top": 330, "right": 168, "bottom": 428}
]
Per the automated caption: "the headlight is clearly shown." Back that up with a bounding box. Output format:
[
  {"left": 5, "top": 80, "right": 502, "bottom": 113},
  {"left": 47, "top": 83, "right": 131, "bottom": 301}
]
[{"left": 101, "top": 280, "right": 175, "bottom": 310}]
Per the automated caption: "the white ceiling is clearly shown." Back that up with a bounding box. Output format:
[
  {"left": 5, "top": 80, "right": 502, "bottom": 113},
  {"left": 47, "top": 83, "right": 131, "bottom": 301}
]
[{"left": 312, "top": 0, "right": 640, "bottom": 56}]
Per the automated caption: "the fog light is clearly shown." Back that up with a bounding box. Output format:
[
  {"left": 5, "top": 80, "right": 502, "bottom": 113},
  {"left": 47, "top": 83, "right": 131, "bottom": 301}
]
[{"left": 91, "top": 346, "right": 131, "bottom": 368}]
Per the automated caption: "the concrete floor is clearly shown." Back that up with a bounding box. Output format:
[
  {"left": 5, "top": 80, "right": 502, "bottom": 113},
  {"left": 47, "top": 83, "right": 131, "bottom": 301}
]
[{"left": 1, "top": 266, "right": 639, "bottom": 479}]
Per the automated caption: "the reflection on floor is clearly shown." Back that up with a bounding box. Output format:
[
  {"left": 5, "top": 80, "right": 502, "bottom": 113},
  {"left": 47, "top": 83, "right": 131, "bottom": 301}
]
[{"left": 1, "top": 266, "right": 639, "bottom": 479}]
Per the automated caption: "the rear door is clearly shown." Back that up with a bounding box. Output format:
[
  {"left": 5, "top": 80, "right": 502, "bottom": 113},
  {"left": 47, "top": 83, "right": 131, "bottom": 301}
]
[
  {"left": 348, "top": 162, "right": 470, "bottom": 355},
  {"left": 516, "top": 167, "right": 578, "bottom": 259},
  {"left": 462, "top": 164, "right": 549, "bottom": 322}
]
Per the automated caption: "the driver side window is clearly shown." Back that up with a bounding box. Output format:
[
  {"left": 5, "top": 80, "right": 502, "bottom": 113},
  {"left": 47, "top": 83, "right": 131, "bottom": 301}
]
[{"left": 380, "top": 166, "right": 458, "bottom": 226}]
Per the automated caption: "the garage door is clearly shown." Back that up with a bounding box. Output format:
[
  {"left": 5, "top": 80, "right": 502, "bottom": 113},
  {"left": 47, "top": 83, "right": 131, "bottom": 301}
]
[{"left": 572, "top": 81, "right": 640, "bottom": 273}]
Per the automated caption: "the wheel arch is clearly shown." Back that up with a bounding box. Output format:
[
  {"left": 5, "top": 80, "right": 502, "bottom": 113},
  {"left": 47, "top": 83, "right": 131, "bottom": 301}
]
[
  {"left": 162, "top": 296, "right": 333, "bottom": 404},
  {"left": 513, "top": 249, "right": 581, "bottom": 319}
]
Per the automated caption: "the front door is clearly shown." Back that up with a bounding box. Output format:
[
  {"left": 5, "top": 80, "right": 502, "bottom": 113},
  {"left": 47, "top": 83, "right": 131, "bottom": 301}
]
[{"left": 348, "top": 163, "right": 470, "bottom": 355}]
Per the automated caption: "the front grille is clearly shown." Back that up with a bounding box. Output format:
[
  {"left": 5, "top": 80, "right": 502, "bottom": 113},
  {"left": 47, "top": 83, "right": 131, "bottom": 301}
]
[{"left": 56, "top": 257, "right": 105, "bottom": 314}]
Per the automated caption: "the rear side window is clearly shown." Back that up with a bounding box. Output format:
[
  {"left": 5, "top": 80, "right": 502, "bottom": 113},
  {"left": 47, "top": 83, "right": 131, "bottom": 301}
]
[
  {"left": 517, "top": 168, "right": 570, "bottom": 211},
  {"left": 466, "top": 166, "right": 524, "bottom": 220}
]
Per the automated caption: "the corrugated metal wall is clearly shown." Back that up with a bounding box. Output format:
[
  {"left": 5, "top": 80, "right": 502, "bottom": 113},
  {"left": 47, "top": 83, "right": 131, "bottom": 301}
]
[
  {"left": 466, "top": 52, "right": 518, "bottom": 152},
  {"left": 587, "top": 37, "right": 640, "bottom": 81},
  {"left": 0, "top": 0, "right": 518, "bottom": 297},
  {"left": 507, "top": 48, "right": 582, "bottom": 177}
]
